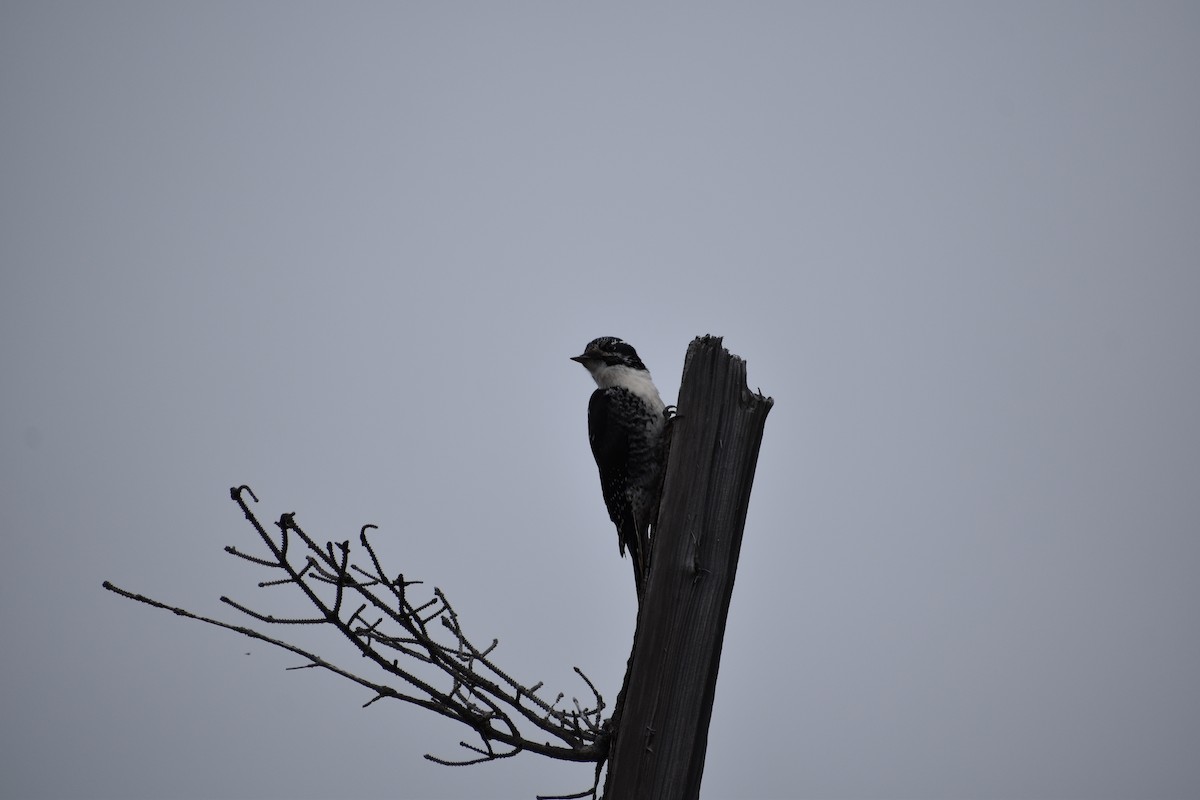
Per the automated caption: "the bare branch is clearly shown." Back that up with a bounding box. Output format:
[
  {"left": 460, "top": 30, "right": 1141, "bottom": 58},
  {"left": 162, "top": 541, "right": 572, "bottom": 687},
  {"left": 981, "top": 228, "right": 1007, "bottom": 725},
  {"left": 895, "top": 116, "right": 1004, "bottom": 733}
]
[
  {"left": 224, "top": 545, "right": 282, "bottom": 568},
  {"left": 104, "top": 486, "right": 609, "bottom": 778}
]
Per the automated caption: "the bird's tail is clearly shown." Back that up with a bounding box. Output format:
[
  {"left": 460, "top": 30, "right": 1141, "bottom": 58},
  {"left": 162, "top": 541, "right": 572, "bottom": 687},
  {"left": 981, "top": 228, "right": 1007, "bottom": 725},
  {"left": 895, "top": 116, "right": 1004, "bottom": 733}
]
[{"left": 624, "top": 516, "right": 651, "bottom": 601}]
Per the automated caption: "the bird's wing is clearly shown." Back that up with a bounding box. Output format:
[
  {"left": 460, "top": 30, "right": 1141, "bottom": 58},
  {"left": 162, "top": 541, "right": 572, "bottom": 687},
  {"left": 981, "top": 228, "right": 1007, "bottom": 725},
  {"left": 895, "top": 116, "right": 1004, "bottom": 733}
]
[
  {"left": 587, "top": 388, "right": 631, "bottom": 537},
  {"left": 586, "top": 387, "right": 651, "bottom": 597}
]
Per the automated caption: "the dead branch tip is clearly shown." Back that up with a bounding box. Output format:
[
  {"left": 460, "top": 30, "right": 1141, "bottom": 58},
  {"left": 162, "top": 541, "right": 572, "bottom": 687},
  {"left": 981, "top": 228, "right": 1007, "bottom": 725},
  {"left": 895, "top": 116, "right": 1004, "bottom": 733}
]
[{"left": 231, "top": 485, "right": 259, "bottom": 503}]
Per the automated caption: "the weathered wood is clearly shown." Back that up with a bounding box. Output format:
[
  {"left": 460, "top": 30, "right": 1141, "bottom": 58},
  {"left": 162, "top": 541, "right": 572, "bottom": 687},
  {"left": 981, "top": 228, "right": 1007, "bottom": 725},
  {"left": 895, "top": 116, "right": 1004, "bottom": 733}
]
[{"left": 604, "top": 335, "right": 773, "bottom": 799}]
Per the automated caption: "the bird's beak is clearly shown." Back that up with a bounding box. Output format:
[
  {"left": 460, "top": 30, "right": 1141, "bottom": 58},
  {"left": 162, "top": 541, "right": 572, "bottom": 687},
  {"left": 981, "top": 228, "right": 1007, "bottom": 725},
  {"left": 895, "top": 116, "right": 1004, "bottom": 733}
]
[{"left": 570, "top": 354, "right": 589, "bottom": 364}]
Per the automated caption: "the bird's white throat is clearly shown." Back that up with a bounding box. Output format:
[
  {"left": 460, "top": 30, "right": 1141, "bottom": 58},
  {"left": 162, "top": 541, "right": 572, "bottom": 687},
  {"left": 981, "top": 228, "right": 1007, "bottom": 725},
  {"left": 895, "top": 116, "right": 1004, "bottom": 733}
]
[{"left": 589, "top": 363, "right": 666, "bottom": 412}]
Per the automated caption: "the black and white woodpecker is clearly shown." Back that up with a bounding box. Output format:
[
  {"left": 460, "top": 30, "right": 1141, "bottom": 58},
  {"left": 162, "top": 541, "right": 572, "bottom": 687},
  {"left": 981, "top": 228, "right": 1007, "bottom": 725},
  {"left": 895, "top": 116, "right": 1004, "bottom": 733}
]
[{"left": 571, "top": 337, "right": 670, "bottom": 599}]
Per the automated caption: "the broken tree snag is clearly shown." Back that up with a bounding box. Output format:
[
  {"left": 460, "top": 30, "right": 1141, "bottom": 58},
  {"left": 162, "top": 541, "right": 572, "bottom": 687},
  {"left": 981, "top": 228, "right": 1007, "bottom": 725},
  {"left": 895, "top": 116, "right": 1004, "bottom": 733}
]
[{"left": 604, "top": 335, "right": 774, "bottom": 799}]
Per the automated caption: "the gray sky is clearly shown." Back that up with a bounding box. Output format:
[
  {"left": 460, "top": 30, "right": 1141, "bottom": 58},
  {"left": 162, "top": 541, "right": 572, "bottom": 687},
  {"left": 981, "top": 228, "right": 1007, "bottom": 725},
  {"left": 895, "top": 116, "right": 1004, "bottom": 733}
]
[{"left": 3, "top": 3, "right": 1198, "bottom": 799}]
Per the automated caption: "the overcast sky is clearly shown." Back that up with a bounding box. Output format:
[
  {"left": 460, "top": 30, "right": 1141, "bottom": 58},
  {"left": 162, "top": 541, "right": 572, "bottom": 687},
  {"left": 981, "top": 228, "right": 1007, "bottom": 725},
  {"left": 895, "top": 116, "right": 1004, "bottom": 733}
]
[{"left": 3, "top": 3, "right": 1199, "bottom": 799}]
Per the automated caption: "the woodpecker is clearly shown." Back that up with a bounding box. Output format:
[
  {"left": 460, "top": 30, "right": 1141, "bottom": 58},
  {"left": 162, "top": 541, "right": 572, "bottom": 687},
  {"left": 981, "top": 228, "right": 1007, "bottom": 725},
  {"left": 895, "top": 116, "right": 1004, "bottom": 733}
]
[{"left": 571, "top": 337, "right": 670, "bottom": 599}]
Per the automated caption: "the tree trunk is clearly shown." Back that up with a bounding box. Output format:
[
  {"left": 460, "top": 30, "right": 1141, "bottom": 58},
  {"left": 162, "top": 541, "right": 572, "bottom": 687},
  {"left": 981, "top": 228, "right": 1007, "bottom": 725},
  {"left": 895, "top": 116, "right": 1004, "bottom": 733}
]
[{"left": 604, "top": 335, "right": 774, "bottom": 799}]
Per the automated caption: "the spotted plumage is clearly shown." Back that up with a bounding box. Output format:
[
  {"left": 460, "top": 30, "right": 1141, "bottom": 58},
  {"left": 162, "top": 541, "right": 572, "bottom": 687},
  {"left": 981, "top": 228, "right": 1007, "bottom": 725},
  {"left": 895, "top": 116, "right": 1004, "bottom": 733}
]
[{"left": 571, "top": 337, "right": 670, "bottom": 599}]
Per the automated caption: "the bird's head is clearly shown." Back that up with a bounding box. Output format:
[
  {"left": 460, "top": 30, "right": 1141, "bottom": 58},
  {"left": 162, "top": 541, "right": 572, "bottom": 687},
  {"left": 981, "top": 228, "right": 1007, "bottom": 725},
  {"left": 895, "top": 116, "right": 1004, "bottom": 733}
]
[
  {"left": 570, "top": 337, "right": 649, "bottom": 374},
  {"left": 571, "top": 337, "right": 665, "bottom": 408}
]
